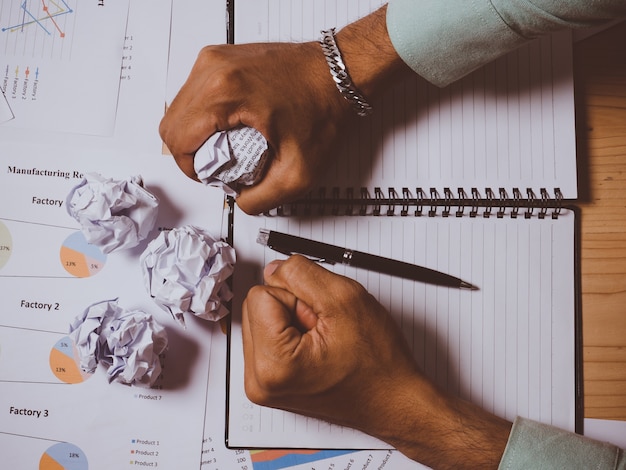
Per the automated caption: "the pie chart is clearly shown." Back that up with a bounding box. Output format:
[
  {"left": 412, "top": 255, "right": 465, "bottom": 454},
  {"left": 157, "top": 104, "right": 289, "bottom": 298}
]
[
  {"left": 49, "top": 336, "right": 93, "bottom": 384},
  {"left": 39, "top": 442, "right": 88, "bottom": 470},
  {"left": 59, "top": 231, "right": 106, "bottom": 277},
  {"left": 0, "top": 220, "right": 12, "bottom": 270}
]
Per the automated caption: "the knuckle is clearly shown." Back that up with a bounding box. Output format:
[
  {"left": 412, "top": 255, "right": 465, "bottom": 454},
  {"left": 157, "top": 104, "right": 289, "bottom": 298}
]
[
  {"left": 244, "top": 379, "right": 269, "bottom": 405},
  {"left": 242, "top": 286, "right": 270, "bottom": 316},
  {"left": 244, "top": 364, "right": 293, "bottom": 406},
  {"left": 343, "top": 277, "right": 368, "bottom": 299},
  {"left": 196, "top": 46, "right": 246, "bottom": 92},
  {"left": 196, "top": 44, "right": 225, "bottom": 63},
  {"left": 280, "top": 254, "right": 312, "bottom": 277},
  {"left": 235, "top": 196, "right": 261, "bottom": 215},
  {"left": 245, "top": 390, "right": 267, "bottom": 406},
  {"left": 246, "top": 284, "right": 267, "bottom": 300}
]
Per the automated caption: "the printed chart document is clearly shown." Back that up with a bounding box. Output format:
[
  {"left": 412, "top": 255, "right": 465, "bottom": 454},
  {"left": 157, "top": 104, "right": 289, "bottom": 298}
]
[
  {"left": 0, "top": 172, "right": 226, "bottom": 469},
  {"left": 0, "top": 0, "right": 231, "bottom": 467},
  {"left": 0, "top": 0, "right": 129, "bottom": 136}
]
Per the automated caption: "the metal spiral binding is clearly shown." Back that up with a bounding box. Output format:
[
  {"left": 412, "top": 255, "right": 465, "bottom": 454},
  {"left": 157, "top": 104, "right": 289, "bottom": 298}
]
[
  {"left": 497, "top": 188, "right": 508, "bottom": 219},
  {"left": 470, "top": 188, "right": 481, "bottom": 218},
  {"left": 512, "top": 188, "right": 523, "bottom": 219},
  {"left": 270, "top": 187, "right": 566, "bottom": 218},
  {"left": 373, "top": 187, "right": 384, "bottom": 216},
  {"left": 387, "top": 187, "right": 400, "bottom": 216},
  {"left": 415, "top": 188, "right": 425, "bottom": 217},
  {"left": 456, "top": 188, "right": 468, "bottom": 218},
  {"left": 525, "top": 189, "right": 536, "bottom": 219},
  {"left": 401, "top": 187, "right": 411, "bottom": 217}
]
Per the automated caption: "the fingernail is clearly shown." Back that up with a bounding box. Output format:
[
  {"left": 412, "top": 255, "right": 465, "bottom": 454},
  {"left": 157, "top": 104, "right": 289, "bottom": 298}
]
[{"left": 264, "top": 260, "right": 281, "bottom": 278}]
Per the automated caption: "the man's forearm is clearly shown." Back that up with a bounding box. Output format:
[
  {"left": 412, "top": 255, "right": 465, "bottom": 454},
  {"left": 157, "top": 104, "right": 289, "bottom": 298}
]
[
  {"left": 333, "top": 5, "right": 413, "bottom": 100},
  {"left": 361, "top": 375, "right": 512, "bottom": 469}
]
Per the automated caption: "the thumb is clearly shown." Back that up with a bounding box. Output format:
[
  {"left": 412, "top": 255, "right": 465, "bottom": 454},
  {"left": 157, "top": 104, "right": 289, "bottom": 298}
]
[
  {"left": 241, "top": 284, "right": 318, "bottom": 402},
  {"left": 263, "top": 255, "right": 348, "bottom": 318},
  {"left": 242, "top": 284, "right": 300, "bottom": 358},
  {"left": 235, "top": 163, "right": 310, "bottom": 215}
]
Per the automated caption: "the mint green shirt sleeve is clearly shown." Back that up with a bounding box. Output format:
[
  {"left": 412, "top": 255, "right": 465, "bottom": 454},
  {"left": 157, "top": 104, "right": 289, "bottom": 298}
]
[
  {"left": 499, "top": 417, "right": 626, "bottom": 470},
  {"left": 386, "top": 0, "right": 626, "bottom": 87}
]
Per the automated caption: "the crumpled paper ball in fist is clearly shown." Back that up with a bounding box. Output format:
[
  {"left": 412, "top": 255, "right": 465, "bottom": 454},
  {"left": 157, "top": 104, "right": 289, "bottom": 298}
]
[{"left": 194, "top": 126, "right": 269, "bottom": 196}]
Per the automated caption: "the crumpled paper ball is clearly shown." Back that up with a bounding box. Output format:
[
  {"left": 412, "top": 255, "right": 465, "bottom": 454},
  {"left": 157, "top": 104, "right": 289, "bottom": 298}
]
[
  {"left": 66, "top": 173, "right": 159, "bottom": 253},
  {"left": 69, "top": 299, "right": 168, "bottom": 387},
  {"left": 140, "top": 225, "right": 236, "bottom": 327},
  {"left": 194, "top": 126, "right": 269, "bottom": 196}
]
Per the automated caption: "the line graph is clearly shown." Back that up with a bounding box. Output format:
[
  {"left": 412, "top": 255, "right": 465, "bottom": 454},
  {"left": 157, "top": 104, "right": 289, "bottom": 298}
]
[
  {"left": 1, "top": 0, "right": 76, "bottom": 60},
  {"left": 0, "top": 0, "right": 129, "bottom": 135},
  {"left": 2, "top": 0, "right": 73, "bottom": 37}
]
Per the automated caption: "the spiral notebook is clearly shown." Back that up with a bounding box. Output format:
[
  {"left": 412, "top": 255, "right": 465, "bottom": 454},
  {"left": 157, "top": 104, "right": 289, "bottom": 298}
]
[
  {"left": 227, "top": 0, "right": 580, "bottom": 450},
  {"left": 233, "top": 0, "right": 577, "bottom": 216}
]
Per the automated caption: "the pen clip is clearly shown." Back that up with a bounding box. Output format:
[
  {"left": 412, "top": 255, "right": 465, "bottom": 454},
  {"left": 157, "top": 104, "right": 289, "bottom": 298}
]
[
  {"left": 306, "top": 255, "right": 334, "bottom": 265},
  {"left": 270, "top": 246, "right": 334, "bottom": 265},
  {"left": 271, "top": 246, "right": 294, "bottom": 257}
]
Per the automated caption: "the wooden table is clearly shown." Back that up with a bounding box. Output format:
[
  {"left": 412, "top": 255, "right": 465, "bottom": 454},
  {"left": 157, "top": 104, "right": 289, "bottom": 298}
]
[{"left": 575, "top": 21, "right": 626, "bottom": 421}]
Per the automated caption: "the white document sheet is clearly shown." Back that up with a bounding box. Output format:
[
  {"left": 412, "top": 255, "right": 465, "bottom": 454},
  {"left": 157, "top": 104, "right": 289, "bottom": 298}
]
[{"left": 0, "top": 0, "right": 231, "bottom": 467}]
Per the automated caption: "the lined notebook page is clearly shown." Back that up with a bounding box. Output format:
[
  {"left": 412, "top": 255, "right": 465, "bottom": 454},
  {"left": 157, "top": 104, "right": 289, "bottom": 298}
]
[
  {"left": 228, "top": 210, "right": 576, "bottom": 449},
  {"left": 234, "top": 0, "right": 577, "bottom": 200}
]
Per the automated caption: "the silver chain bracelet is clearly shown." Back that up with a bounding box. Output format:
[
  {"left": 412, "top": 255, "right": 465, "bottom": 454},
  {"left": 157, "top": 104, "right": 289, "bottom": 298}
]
[{"left": 319, "top": 28, "right": 373, "bottom": 117}]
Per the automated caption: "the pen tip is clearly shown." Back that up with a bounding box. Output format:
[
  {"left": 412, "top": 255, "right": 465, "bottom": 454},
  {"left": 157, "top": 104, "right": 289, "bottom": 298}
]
[{"left": 460, "top": 281, "right": 479, "bottom": 291}]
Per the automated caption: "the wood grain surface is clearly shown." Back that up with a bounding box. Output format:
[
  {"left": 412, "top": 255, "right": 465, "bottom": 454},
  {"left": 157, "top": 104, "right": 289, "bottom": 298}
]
[{"left": 574, "top": 21, "right": 626, "bottom": 421}]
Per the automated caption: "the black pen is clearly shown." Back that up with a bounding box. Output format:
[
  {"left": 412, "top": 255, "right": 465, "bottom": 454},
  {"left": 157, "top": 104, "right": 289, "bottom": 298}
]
[{"left": 256, "top": 229, "right": 478, "bottom": 290}]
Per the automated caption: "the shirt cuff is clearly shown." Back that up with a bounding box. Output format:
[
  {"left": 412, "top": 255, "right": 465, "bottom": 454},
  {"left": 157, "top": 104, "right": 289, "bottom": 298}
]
[
  {"left": 386, "top": 0, "right": 525, "bottom": 87},
  {"left": 385, "top": 0, "right": 626, "bottom": 88},
  {"left": 498, "top": 416, "right": 623, "bottom": 470}
]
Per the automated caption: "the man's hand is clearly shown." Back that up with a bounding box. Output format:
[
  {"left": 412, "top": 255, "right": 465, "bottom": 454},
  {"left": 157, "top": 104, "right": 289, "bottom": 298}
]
[
  {"left": 242, "top": 255, "right": 512, "bottom": 469},
  {"left": 159, "top": 40, "right": 353, "bottom": 214},
  {"left": 242, "top": 255, "right": 420, "bottom": 426},
  {"left": 159, "top": 6, "right": 412, "bottom": 215}
]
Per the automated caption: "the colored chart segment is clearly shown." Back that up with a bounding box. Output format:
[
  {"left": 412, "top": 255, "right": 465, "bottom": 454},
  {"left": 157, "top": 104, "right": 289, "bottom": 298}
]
[
  {"left": 2, "top": 0, "right": 74, "bottom": 36},
  {"left": 250, "top": 449, "right": 356, "bottom": 470},
  {"left": 0, "top": 220, "right": 12, "bottom": 269},
  {"left": 50, "top": 336, "right": 92, "bottom": 384},
  {"left": 59, "top": 232, "right": 106, "bottom": 277},
  {"left": 40, "top": 442, "right": 88, "bottom": 470}
]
